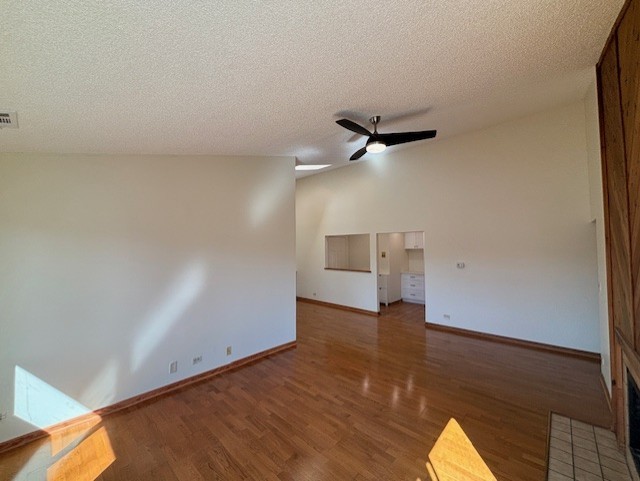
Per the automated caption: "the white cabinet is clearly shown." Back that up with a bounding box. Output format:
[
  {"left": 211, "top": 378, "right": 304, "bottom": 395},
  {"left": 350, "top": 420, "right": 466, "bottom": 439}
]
[
  {"left": 401, "top": 273, "right": 425, "bottom": 304},
  {"left": 404, "top": 231, "right": 424, "bottom": 249},
  {"left": 378, "top": 274, "right": 389, "bottom": 306}
]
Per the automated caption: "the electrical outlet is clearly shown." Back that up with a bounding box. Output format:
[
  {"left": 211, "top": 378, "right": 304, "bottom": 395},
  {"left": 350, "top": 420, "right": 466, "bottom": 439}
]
[
  {"left": 443, "top": 314, "right": 451, "bottom": 320},
  {"left": 313, "top": 292, "right": 317, "bottom": 297},
  {"left": 169, "top": 361, "right": 178, "bottom": 374},
  {"left": 0, "top": 412, "right": 7, "bottom": 421},
  {"left": 226, "top": 346, "right": 232, "bottom": 356},
  {"left": 192, "top": 355, "right": 202, "bottom": 365}
]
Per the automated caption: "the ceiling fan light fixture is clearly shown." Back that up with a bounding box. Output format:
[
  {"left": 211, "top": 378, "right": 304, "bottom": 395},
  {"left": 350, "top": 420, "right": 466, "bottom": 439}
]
[
  {"left": 366, "top": 140, "right": 386, "bottom": 153},
  {"left": 336, "top": 116, "right": 436, "bottom": 161}
]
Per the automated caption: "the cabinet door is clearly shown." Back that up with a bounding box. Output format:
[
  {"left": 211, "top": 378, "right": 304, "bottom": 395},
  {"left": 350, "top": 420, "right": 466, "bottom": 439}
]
[
  {"left": 405, "top": 232, "right": 418, "bottom": 249},
  {"left": 404, "top": 232, "right": 423, "bottom": 249},
  {"left": 601, "top": 37, "right": 635, "bottom": 343},
  {"left": 378, "top": 286, "right": 388, "bottom": 304},
  {"left": 617, "top": 0, "right": 640, "bottom": 352}
]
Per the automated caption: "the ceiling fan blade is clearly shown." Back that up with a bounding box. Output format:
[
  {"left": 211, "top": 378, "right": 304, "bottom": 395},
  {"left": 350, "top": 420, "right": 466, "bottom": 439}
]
[
  {"left": 350, "top": 147, "right": 368, "bottom": 161},
  {"left": 337, "top": 119, "right": 371, "bottom": 137},
  {"left": 378, "top": 130, "right": 437, "bottom": 146}
]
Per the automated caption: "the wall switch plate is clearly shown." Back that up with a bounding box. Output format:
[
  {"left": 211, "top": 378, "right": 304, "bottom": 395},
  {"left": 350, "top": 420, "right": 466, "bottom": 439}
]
[{"left": 169, "top": 361, "right": 178, "bottom": 373}]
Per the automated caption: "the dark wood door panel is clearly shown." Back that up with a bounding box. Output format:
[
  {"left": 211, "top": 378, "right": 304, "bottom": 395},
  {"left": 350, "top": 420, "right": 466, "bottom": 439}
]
[
  {"left": 600, "top": 38, "right": 635, "bottom": 344},
  {"left": 617, "top": 0, "right": 640, "bottom": 352}
]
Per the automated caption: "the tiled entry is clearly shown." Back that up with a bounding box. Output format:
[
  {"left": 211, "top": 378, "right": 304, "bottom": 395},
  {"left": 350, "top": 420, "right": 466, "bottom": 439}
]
[{"left": 547, "top": 413, "right": 634, "bottom": 481}]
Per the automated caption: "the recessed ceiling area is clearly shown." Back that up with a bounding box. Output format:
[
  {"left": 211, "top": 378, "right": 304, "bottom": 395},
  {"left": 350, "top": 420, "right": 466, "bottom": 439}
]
[{"left": 0, "top": 1, "right": 623, "bottom": 175}]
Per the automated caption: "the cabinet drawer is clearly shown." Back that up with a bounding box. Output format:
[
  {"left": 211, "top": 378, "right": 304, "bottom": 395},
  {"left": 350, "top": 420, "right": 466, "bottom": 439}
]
[
  {"left": 401, "top": 274, "right": 424, "bottom": 290},
  {"left": 402, "top": 279, "right": 424, "bottom": 290},
  {"left": 402, "top": 287, "right": 425, "bottom": 301},
  {"left": 402, "top": 273, "right": 424, "bottom": 281}
]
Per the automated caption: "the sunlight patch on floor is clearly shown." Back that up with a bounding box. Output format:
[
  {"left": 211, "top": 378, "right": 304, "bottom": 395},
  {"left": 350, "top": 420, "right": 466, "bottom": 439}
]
[
  {"left": 47, "top": 427, "right": 115, "bottom": 481},
  {"left": 426, "top": 418, "right": 496, "bottom": 481},
  {"left": 49, "top": 416, "right": 102, "bottom": 457},
  {"left": 11, "top": 367, "right": 115, "bottom": 481}
]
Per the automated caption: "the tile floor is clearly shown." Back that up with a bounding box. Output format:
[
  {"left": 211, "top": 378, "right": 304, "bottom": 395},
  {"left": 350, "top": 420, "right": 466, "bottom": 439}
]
[{"left": 547, "top": 413, "right": 635, "bottom": 481}]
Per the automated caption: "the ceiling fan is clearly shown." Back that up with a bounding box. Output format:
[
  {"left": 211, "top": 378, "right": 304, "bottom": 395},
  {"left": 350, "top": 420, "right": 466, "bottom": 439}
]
[{"left": 336, "top": 116, "right": 437, "bottom": 161}]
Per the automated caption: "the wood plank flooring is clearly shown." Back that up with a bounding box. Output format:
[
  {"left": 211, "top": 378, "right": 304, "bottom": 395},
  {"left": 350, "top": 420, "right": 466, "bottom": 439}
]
[{"left": 0, "top": 301, "right": 611, "bottom": 481}]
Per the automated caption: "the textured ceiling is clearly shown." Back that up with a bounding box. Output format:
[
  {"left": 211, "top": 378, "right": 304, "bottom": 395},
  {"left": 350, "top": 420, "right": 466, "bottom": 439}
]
[{"left": 0, "top": 1, "right": 623, "bottom": 175}]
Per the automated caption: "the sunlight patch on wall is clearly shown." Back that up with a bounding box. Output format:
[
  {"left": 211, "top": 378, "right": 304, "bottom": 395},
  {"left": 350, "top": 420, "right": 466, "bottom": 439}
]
[
  {"left": 368, "top": 153, "right": 391, "bottom": 176},
  {"left": 14, "top": 366, "right": 91, "bottom": 429},
  {"left": 131, "top": 262, "right": 206, "bottom": 371},
  {"left": 250, "top": 173, "right": 290, "bottom": 228}
]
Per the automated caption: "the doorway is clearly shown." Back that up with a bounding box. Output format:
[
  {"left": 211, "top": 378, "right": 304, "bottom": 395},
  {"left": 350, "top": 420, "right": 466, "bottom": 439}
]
[{"left": 376, "top": 231, "right": 426, "bottom": 316}]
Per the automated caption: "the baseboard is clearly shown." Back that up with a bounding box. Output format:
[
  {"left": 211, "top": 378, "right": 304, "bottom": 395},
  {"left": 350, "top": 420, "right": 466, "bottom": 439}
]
[
  {"left": 425, "top": 322, "right": 601, "bottom": 363},
  {"left": 297, "top": 296, "right": 379, "bottom": 316},
  {"left": 0, "top": 340, "right": 297, "bottom": 455},
  {"left": 600, "top": 372, "right": 613, "bottom": 415},
  {"left": 0, "top": 428, "right": 48, "bottom": 455}
]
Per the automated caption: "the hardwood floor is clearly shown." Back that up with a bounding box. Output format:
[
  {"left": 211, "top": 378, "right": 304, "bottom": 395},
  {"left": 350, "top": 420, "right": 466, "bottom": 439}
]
[
  {"left": 0, "top": 301, "right": 611, "bottom": 481},
  {"left": 379, "top": 300, "right": 425, "bottom": 322}
]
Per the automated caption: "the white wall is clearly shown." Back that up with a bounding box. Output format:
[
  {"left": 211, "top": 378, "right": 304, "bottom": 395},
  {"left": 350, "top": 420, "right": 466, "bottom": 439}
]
[
  {"left": 296, "top": 101, "right": 600, "bottom": 352},
  {"left": 0, "top": 153, "right": 296, "bottom": 443},
  {"left": 584, "top": 73, "right": 611, "bottom": 392}
]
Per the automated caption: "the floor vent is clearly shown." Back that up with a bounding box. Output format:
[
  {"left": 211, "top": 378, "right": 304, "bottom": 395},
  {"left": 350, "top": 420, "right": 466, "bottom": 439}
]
[{"left": 0, "top": 111, "right": 19, "bottom": 129}]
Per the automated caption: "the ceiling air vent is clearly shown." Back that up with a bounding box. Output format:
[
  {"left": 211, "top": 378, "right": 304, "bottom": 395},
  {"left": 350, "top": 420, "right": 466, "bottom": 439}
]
[{"left": 0, "top": 111, "right": 18, "bottom": 129}]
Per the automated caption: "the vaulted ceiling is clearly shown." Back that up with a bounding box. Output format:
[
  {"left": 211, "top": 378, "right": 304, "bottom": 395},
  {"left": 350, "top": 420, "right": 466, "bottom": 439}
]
[{"left": 0, "top": 1, "right": 623, "bottom": 174}]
